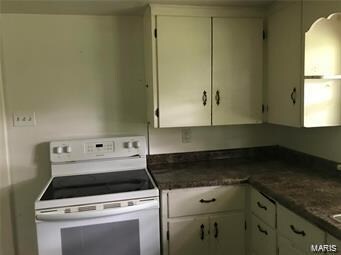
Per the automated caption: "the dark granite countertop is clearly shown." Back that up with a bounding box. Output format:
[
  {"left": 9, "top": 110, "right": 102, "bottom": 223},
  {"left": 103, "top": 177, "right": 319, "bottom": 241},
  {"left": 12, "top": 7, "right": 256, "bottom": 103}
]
[{"left": 148, "top": 147, "right": 341, "bottom": 239}]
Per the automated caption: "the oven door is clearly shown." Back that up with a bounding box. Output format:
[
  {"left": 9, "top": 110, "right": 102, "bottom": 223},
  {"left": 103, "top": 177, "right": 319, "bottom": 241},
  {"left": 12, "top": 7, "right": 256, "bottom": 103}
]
[{"left": 36, "top": 201, "right": 160, "bottom": 255}]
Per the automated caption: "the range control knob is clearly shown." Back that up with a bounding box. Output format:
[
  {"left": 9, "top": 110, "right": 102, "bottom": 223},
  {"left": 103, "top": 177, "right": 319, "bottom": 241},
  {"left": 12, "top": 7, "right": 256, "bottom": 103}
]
[
  {"left": 133, "top": 141, "right": 140, "bottom": 149},
  {"left": 64, "top": 146, "right": 72, "bottom": 153},
  {"left": 55, "top": 146, "right": 63, "bottom": 154},
  {"left": 124, "top": 141, "right": 133, "bottom": 149}
]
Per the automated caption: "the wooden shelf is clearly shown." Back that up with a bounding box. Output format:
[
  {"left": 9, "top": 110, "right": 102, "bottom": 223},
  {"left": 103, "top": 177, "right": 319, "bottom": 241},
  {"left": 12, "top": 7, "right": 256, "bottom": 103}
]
[{"left": 304, "top": 75, "right": 341, "bottom": 80}]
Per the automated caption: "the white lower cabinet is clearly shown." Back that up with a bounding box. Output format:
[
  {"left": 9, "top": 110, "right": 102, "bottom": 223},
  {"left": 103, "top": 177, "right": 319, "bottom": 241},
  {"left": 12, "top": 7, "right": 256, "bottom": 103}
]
[
  {"left": 210, "top": 213, "right": 245, "bottom": 255},
  {"left": 277, "top": 204, "right": 325, "bottom": 253},
  {"left": 168, "top": 216, "right": 209, "bottom": 255},
  {"left": 278, "top": 235, "right": 305, "bottom": 255},
  {"left": 168, "top": 213, "right": 245, "bottom": 255},
  {"left": 162, "top": 185, "right": 246, "bottom": 255},
  {"left": 250, "top": 214, "right": 276, "bottom": 255},
  {"left": 162, "top": 185, "right": 335, "bottom": 255}
]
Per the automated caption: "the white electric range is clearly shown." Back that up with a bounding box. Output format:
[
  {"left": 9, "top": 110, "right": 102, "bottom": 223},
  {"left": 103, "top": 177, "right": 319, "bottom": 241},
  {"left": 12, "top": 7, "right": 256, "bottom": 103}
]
[{"left": 35, "top": 136, "right": 160, "bottom": 255}]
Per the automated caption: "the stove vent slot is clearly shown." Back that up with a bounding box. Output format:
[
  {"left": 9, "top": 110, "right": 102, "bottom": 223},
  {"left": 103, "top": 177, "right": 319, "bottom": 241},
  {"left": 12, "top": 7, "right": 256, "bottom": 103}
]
[
  {"left": 104, "top": 203, "right": 121, "bottom": 209},
  {"left": 78, "top": 205, "right": 96, "bottom": 212}
]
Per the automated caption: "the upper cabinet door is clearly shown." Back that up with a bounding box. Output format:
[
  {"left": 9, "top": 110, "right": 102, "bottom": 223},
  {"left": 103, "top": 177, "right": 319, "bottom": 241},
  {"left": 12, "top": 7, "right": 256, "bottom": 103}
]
[
  {"left": 267, "top": 2, "right": 303, "bottom": 127},
  {"left": 156, "top": 16, "right": 211, "bottom": 128},
  {"left": 212, "top": 18, "right": 263, "bottom": 125}
]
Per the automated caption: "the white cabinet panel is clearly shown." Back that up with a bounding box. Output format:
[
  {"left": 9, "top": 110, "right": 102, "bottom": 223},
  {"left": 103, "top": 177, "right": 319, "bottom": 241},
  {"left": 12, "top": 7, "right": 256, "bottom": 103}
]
[
  {"left": 210, "top": 213, "right": 245, "bottom": 255},
  {"left": 250, "top": 214, "right": 276, "bottom": 255},
  {"left": 267, "top": 2, "right": 302, "bottom": 127},
  {"left": 250, "top": 188, "right": 276, "bottom": 228},
  {"left": 278, "top": 235, "right": 305, "bottom": 255},
  {"left": 277, "top": 204, "right": 325, "bottom": 253},
  {"left": 212, "top": 18, "right": 263, "bottom": 125},
  {"left": 157, "top": 16, "right": 211, "bottom": 127},
  {"left": 168, "top": 217, "right": 209, "bottom": 255},
  {"left": 168, "top": 185, "right": 245, "bottom": 218}
]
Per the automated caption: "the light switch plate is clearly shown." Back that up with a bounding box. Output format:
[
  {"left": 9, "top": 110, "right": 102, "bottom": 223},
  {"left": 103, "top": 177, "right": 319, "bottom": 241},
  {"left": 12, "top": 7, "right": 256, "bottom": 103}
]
[{"left": 13, "top": 112, "right": 36, "bottom": 127}]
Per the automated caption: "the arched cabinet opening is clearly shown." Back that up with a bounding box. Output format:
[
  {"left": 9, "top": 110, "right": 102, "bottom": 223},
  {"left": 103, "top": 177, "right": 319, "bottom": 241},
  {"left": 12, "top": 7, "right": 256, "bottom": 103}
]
[{"left": 304, "top": 13, "right": 341, "bottom": 127}]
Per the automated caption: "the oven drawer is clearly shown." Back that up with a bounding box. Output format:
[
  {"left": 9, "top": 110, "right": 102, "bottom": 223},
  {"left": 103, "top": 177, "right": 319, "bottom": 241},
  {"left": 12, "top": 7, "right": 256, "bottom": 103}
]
[
  {"left": 168, "top": 185, "right": 245, "bottom": 218},
  {"left": 277, "top": 204, "right": 325, "bottom": 253},
  {"left": 250, "top": 188, "right": 276, "bottom": 228}
]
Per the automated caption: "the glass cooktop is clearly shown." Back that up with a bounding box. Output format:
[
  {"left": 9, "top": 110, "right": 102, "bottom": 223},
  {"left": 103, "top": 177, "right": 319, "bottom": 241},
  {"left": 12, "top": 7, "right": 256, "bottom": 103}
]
[{"left": 41, "top": 169, "right": 155, "bottom": 201}]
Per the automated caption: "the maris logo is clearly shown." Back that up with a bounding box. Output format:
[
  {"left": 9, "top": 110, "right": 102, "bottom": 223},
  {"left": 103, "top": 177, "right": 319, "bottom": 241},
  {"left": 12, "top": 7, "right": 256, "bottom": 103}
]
[{"left": 311, "top": 244, "right": 337, "bottom": 253}]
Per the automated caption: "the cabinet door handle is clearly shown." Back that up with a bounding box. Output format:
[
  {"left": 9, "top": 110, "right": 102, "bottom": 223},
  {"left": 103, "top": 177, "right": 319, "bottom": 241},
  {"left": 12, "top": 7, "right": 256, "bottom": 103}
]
[
  {"left": 199, "top": 198, "right": 216, "bottom": 203},
  {"left": 290, "top": 87, "right": 297, "bottom": 105},
  {"left": 257, "top": 224, "right": 268, "bottom": 235},
  {"left": 214, "top": 222, "right": 219, "bottom": 238},
  {"left": 215, "top": 90, "right": 220, "bottom": 105},
  {"left": 200, "top": 224, "right": 205, "bottom": 240},
  {"left": 257, "top": 201, "right": 267, "bottom": 211},
  {"left": 202, "top": 91, "right": 207, "bottom": 106},
  {"left": 290, "top": 225, "right": 306, "bottom": 236}
]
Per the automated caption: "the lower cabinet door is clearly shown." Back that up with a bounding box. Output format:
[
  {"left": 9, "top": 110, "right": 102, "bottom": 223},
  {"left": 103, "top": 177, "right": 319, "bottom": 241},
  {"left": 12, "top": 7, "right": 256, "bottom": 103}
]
[
  {"left": 278, "top": 235, "right": 305, "bottom": 255},
  {"left": 250, "top": 215, "right": 276, "bottom": 255},
  {"left": 210, "top": 212, "right": 245, "bottom": 255},
  {"left": 168, "top": 217, "right": 209, "bottom": 255}
]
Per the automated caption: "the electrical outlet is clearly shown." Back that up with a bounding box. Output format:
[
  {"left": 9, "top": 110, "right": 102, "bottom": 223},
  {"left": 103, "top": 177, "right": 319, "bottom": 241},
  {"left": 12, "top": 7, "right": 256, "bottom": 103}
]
[
  {"left": 181, "top": 128, "right": 192, "bottom": 143},
  {"left": 13, "top": 112, "right": 36, "bottom": 127}
]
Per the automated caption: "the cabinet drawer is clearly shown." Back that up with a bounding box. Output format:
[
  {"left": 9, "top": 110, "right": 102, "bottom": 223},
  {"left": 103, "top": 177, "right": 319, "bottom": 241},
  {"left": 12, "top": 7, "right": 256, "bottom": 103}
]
[
  {"left": 250, "top": 214, "right": 276, "bottom": 255},
  {"left": 168, "top": 185, "right": 245, "bottom": 218},
  {"left": 251, "top": 188, "right": 276, "bottom": 228},
  {"left": 277, "top": 204, "right": 325, "bottom": 253},
  {"left": 278, "top": 235, "right": 305, "bottom": 255}
]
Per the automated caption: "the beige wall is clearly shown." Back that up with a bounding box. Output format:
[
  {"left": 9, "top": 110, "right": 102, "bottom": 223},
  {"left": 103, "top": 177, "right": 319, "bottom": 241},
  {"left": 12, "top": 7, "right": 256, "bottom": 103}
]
[
  {"left": 0, "top": 10, "right": 15, "bottom": 255},
  {"left": 275, "top": 125, "right": 341, "bottom": 162},
  {"left": 0, "top": 52, "right": 15, "bottom": 255},
  {"left": 149, "top": 124, "right": 275, "bottom": 154},
  {"left": 2, "top": 14, "right": 147, "bottom": 255},
  {"left": 1, "top": 14, "right": 277, "bottom": 255}
]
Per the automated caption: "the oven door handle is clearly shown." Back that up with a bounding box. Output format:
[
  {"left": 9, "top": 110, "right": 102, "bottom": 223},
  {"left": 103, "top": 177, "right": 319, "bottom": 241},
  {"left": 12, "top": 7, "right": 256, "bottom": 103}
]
[{"left": 36, "top": 200, "right": 159, "bottom": 221}]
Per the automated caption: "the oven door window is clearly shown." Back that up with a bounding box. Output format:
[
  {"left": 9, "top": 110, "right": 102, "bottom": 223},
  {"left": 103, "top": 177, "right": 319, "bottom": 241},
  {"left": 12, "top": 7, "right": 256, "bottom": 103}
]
[{"left": 61, "top": 220, "right": 140, "bottom": 255}]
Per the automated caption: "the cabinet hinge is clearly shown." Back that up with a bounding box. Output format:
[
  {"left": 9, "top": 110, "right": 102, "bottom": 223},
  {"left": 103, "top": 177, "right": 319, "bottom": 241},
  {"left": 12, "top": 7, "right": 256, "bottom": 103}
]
[
  {"left": 166, "top": 230, "right": 169, "bottom": 241},
  {"left": 154, "top": 28, "right": 157, "bottom": 38},
  {"left": 244, "top": 220, "right": 247, "bottom": 230},
  {"left": 262, "top": 104, "right": 265, "bottom": 113},
  {"left": 263, "top": 30, "right": 267, "bottom": 40},
  {"left": 155, "top": 108, "right": 159, "bottom": 118},
  {"left": 262, "top": 104, "right": 269, "bottom": 113}
]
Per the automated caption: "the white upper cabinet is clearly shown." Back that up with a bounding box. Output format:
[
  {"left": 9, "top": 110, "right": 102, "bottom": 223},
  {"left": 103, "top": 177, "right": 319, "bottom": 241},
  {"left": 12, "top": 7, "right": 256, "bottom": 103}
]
[
  {"left": 157, "top": 16, "right": 212, "bottom": 128},
  {"left": 212, "top": 18, "right": 263, "bottom": 125},
  {"left": 144, "top": 5, "right": 264, "bottom": 128},
  {"left": 267, "top": 2, "right": 303, "bottom": 127},
  {"left": 266, "top": 0, "right": 341, "bottom": 128}
]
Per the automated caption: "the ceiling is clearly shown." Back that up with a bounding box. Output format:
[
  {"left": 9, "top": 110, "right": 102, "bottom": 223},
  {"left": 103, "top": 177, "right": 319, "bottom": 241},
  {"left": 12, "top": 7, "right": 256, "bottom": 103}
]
[{"left": 1, "top": 0, "right": 276, "bottom": 15}]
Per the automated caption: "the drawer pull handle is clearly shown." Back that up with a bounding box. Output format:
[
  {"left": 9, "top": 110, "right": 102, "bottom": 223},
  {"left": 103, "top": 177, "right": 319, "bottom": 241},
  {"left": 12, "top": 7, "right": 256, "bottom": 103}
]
[
  {"left": 202, "top": 91, "right": 208, "bottom": 106},
  {"left": 215, "top": 90, "right": 220, "bottom": 105},
  {"left": 200, "top": 198, "right": 216, "bottom": 203},
  {"left": 214, "top": 222, "right": 219, "bottom": 238},
  {"left": 257, "top": 201, "right": 267, "bottom": 211},
  {"left": 290, "top": 225, "right": 306, "bottom": 236},
  {"left": 257, "top": 224, "right": 268, "bottom": 235},
  {"left": 200, "top": 224, "right": 205, "bottom": 240}
]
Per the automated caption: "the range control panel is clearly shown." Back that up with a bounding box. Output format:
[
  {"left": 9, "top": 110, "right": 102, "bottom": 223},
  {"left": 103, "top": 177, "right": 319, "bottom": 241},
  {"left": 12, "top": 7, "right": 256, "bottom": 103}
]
[{"left": 50, "top": 136, "right": 146, "bottom": 163}]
